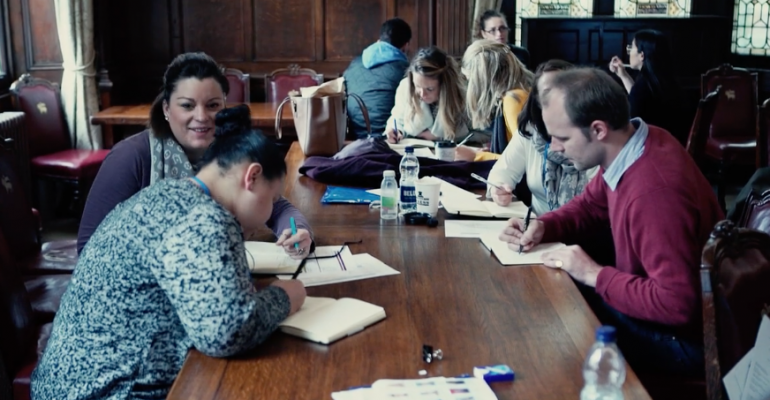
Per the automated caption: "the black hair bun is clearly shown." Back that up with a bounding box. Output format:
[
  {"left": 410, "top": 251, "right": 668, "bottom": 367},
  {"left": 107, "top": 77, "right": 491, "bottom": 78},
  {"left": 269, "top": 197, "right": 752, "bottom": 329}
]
[{"left": 215, "top": 104, "right": 251, "bottom": 138}]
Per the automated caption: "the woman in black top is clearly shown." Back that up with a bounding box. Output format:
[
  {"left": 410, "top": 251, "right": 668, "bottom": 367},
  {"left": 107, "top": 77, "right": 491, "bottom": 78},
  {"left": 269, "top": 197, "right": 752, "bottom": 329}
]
[{"left": 609, "top": 29, "right": 686, "bottom": 144}]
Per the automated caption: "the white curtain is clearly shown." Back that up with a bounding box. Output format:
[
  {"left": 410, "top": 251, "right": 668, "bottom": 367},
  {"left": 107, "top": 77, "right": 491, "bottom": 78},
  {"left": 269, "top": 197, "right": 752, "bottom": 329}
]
[
  {"left": 471, "top": 0, "right": 504, "bottom": 38},
  {"left": 55, "top": 0, "right": 102, "bottom": 149}
]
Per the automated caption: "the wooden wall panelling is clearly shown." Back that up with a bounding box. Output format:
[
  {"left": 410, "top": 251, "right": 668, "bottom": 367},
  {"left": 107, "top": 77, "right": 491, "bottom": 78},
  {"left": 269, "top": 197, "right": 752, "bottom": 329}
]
[
  {"left": 253, "top": 0, "right": 317, "bottom": 62},
  {"left": 435, "top": 0, "right": 469, "bottom": 56},
  {"left": 9, "top": 0, "right": 62, "bottom": 83},
  {"left": 325, "top": 0, "right": 389, "bottom": 61},
  {"left": 181, "top": 0, "right": 253, "bottom": 63}
]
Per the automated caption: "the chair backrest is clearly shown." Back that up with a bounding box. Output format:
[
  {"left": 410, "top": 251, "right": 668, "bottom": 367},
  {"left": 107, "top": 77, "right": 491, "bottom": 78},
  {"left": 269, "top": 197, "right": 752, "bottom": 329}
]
[
  {"left": 0, "top": 144, "right": 41, "bottom": 262},
  {"left": 9, "top": 74, "right": 71, "bottom": 159},
  {"left": 701, "top": 220, "right": 770, "bottom": 400},
  {"left": 735, "top": 189, "right": 770, "bottom": 234},
  {"left": 686, "top": 85, "right": 722, "bottom": 168},
  {"left": 222, "top": 67, "right": 250, "bottom": 103},
  {"left": 265, "top": 64, "right": 323, "bottom": 103},
  {"left": 701, "top": 64, "right": 758, "bottom": 140},
  {"left": 759, "top": 98, "right": 770, "bottom": 167},
  {"left": 0, "top": 230, "right": 36, "bottom": 380}
]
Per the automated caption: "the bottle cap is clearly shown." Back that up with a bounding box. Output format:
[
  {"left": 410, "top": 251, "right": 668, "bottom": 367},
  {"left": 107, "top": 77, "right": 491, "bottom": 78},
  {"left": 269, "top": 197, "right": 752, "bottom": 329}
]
[
  {"left": 405, "top": 146, "right": 414, "bottom": 153},
  {"left": 383, "top": 170, "right": 395, "bottom": 177},
  {"left": 596, "top": 325, "right": 617, "bottom": 343},
  {"left": 436, "top": 141, "right": 456, "bottom": 148}
]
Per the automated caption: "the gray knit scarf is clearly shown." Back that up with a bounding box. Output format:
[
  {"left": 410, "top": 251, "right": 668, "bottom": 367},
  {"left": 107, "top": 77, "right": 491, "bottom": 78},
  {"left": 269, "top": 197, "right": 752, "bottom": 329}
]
[
  {"left": 528, "top": 124, "right": 591, "bottom": 211},
  {"left": 149, "top": 132, "right": 196, "bottom": 185}
]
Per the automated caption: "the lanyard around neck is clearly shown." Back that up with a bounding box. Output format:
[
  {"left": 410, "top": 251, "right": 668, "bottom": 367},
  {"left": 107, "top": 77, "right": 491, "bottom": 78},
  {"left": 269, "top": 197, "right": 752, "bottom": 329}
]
[{"left": 190, "top": 176, "right": 211, "bottom": 197}]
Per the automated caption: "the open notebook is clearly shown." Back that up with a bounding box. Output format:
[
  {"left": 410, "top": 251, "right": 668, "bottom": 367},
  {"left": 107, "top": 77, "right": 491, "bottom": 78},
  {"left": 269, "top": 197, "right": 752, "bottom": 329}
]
[
  {"left": 387, "top": 138, "right": 435, "bottom": 150},
  {"left": 480, "top": 234, "right": 565, "bottom": 266},
  {"left": 243, "top": 241, "right": 301, "bottom": 274},
  {"left": 442, "top": 196, "right": 532, "bottom": 219},
  {"left": 280, "top": 297, "right": 386, "bottom": 344}
]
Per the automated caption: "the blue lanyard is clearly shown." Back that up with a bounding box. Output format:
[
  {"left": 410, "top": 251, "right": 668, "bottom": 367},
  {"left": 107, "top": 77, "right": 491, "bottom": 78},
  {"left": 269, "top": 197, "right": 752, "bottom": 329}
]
[
  {"left": 541, "top": 143, "right": 555, "bottom": 211},
  {"left": 191, "top": 176, "right": 211, "bottom": 197}
]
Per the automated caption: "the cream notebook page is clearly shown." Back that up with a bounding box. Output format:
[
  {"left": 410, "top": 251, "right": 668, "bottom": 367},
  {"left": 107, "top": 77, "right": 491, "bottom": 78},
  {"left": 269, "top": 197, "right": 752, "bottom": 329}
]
[
  {"left": 280, "top": 297, "right": 386, "bottom": 344},
  {"left": 480, "top": 234, "right": 565, "bottom": 265}
]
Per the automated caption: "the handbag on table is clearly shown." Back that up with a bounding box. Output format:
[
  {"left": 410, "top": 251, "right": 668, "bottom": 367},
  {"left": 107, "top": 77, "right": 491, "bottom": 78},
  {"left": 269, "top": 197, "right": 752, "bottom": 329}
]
[{"left": 275, "top": 77, "right": 370, "bottom": 157}]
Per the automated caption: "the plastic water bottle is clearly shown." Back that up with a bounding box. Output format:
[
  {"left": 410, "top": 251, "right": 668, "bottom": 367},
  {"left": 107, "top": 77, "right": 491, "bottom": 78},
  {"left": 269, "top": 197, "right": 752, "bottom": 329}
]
[
  {"left": 399, "top": 147, "right": 419, "bottom": 213},
  {"left": 580, "top": 326, "right": 626, "bottom": 400},
  {"left": 380, "top": 170, "right": 398, "bottom": 220}
]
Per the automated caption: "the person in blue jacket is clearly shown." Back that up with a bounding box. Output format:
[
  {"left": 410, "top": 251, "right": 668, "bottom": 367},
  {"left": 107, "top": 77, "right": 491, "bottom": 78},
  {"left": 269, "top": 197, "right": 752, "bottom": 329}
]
[{"left": 344, "top": 18, "right": 412, "bottom": 138}]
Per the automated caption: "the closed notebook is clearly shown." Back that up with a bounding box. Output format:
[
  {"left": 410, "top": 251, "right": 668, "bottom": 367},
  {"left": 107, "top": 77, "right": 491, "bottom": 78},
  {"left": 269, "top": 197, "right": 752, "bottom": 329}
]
[
  {"left": 280, "top": 297, "right": 386, "bottom": 345},
  {"left": 442, "top": 196, "right": 533, "bottom": 219}
]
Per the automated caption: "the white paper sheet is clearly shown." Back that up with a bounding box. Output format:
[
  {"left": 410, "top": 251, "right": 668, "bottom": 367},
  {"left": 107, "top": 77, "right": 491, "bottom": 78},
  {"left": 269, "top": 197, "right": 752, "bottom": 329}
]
[
  {"left": 278, "top": 253, "right": 400, "bottom": 287},
  {"left": 739, "top": 315, "right": 770, "bottom": 400},
  {"left": 479, "top": 234, "right": 565, "bottom": 266},
  {"left": 444, "top": 220, "right": 508, "bottom": 238}
]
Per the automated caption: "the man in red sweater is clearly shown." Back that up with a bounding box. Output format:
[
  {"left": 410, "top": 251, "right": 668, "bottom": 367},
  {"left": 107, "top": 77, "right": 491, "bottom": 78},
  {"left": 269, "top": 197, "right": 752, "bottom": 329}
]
[{"left": 501, "top": 67, "right": 723, "bottom": 376}]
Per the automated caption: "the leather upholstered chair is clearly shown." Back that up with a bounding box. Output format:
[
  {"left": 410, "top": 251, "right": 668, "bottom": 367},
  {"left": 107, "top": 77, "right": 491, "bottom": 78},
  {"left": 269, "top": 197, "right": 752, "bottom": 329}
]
[
  {"left": 264, "top": 64, "right": 323, "bottom": 103},
  {"left": 10, "top": 74, "right": 109, "bottom": 214},
  {"left": 700, "top": 220, "right": 770, "bottom": 400},
  {"left": 735, "top": 188, "right": 770, "bottom": 234},
  {"left": 0, "top": 231, "right": 53, "bottom": 400},
  {"left": 687, "top": 86, "right": 722, "bottom": 171},
  {"left": 758, "top": 98, "right": 770, "bottom": 168},
  {"left": 701, "top": 65, "right": 759, "bottom": 210},
  {"left": 0, "top": 144, "right": 73, "bottom": 323},
  {"left": 222, "top": 67, "right": 250, "bottom": 103}
]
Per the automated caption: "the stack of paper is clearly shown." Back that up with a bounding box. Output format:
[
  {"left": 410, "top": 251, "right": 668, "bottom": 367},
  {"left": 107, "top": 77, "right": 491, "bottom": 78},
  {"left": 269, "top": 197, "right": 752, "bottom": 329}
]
[
  {"left": 387, "top": 138, "right": 436, "bottom": 150},
  {"left": 479, "top": 234, "right": 565, "bottom": 266},
  {"left": 724, "top": 314, "right": 770, "bottom": 400},
  {"left": 442, "top": 196, "right": 531, "bottom": 219},
  {"left": 332, "top": 377, "right": 497, "bottom": 400}
]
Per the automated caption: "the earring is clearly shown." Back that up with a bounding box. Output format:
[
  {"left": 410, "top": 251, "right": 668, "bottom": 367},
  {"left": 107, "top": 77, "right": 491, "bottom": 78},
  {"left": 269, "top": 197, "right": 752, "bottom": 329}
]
[{"left": 164, "top": 114, "right": 169, "bottom": 121}]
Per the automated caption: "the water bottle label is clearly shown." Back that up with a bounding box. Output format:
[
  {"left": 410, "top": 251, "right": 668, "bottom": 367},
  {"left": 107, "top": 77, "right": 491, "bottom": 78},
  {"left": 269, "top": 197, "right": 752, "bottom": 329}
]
[
  {"left": 400, "top": 186, "right": 416, "bottom": 203},
  {"left": 381, "top": 196, "right": 396, "bottom": 208}
]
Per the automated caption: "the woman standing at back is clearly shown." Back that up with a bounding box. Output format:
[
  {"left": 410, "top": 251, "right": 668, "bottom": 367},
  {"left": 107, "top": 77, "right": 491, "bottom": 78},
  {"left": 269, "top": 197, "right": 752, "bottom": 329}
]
[
  {"left": 384, "top": 46, "right": 470, "bottom": 144},
  {"left": 609, "top": 29, "right": 686, "bottom": 144},
  {"left": 455, "top": 39, "right": 533, "bottom": 161}
]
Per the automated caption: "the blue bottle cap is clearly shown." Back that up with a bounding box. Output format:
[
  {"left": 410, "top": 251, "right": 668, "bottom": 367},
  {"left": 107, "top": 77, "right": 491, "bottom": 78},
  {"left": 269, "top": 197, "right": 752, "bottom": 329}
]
[
  {"left": 596, "top": 325, "right": 617, "bottom": 343},
  {"left": 405, "top": 146, "right": 414, "bottom": 153}
]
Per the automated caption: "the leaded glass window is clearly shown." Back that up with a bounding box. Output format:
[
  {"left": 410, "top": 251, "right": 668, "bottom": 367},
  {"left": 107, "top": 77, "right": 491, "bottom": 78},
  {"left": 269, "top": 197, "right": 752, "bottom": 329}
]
[
  {"left": 514, "top": 0, "right": 593, "bottom": 45},
  {"left": 732, "top": 0, "right": 770, "bottom": 55},
  {"left": 613, "top": 0, "right": 691, "bottom": 17}
]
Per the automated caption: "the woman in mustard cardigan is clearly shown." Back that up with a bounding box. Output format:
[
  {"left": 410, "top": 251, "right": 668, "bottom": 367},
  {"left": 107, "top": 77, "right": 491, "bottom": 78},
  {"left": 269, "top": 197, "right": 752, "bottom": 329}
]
[{"left": 456, "top": 39, "right": 533, "bottom": 161}]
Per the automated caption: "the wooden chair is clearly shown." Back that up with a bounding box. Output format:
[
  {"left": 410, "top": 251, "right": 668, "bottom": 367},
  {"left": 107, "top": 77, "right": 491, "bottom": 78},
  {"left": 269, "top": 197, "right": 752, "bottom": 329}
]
[
  {"left": 700, "top": 65, "right": 759, "bottom": 209},
  {"left": 687, "top": 85, "right": 722, "bottom": 171},
  {"left": 9, "top": 74, "right": 109, "bottom": 215},
  {"left": 264, "top": 64, "right": 323, "bottom": 103},
  {"left": 734, "top": 187, "right": 770, "bottom": 234},
  {"left": 700, "top": 220, "right": 770, "bottom": 400},
  {"left": 758, "top": 98, "right": 770, "bottom": 167},
  {"left": 222, "top": 67, "right": 250, "bottom": 103}
]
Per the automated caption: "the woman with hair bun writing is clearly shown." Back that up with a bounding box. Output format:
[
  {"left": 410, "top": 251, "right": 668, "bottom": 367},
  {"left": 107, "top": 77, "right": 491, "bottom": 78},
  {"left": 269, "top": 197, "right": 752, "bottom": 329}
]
[{"left": 32, "top": 104, "right": 307, "bottom": 399}]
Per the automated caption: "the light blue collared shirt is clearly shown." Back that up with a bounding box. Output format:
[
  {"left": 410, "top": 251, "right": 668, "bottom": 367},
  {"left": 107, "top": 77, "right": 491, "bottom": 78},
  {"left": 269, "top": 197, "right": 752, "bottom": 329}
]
[{"left": 602, "top": 118, "right": 648, "bottom": 191}]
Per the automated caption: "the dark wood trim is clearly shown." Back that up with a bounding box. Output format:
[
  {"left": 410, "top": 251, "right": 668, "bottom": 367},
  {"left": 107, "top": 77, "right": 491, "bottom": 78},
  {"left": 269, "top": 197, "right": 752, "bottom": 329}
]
[
  {"left": 169, "top": 0, "right": 182, "bottom": 57},
  {"left": 20, "top": 0, "right": 61, "bottom": 71},
  {"left": 0, "top": 0, "right": 12, "bottom": 84}
]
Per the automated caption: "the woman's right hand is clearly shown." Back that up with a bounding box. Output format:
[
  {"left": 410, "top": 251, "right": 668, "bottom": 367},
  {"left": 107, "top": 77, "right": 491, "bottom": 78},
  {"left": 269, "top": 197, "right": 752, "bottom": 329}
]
[
  {"left": 491, "top": 183, "right": 515, "bottom": 206},
  {"left": 608, "top": 56, "right": 627, "bottom": 77},
  {"left": 386, "top": 128, "right": 402, "bottom": 144},
  {"left": 271, "top": 279, "right": 307, "bottom": 315}
]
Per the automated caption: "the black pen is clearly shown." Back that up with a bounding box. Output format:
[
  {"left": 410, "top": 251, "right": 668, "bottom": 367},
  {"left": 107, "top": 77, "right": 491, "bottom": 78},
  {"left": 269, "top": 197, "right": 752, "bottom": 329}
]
[
  {"left": 519, "top": 207, "right": 533, "bottom": 255},
  {"left": 291, "top": 257, "right": 308, "bottom": 280}
]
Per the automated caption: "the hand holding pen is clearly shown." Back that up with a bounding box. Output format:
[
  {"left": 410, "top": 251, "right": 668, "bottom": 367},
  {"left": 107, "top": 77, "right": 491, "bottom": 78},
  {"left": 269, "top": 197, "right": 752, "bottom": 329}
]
[
  {"left": 469, "top": 173, "right": 515, "bottom": 206},
  {"left": 386, "top": 119, "right": 403, "bottom": 144},
  {"left": 276, "top": 217, "right": 312, "bottom": 260},
  {"left": 499, "top": 214, "right": 544, "bottom": 253}
]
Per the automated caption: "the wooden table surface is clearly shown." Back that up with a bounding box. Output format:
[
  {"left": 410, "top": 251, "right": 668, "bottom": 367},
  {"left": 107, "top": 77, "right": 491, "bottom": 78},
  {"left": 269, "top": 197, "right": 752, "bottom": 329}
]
[{"left": 166, "top": 142, "right": 651, "bottom": 400}]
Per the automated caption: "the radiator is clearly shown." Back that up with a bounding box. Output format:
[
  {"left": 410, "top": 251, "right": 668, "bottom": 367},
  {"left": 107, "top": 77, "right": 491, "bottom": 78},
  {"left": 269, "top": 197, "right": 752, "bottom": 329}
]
[{"left": 0, "top": 112, "right": 31, "bottom": 196}]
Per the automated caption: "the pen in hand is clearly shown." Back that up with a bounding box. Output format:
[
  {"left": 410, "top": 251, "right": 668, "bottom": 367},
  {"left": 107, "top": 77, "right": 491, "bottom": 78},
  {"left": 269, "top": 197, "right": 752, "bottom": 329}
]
[
  {"left": 393, "top": 119, "right": 401, "bottom": 143},
  {"left": 519, "top": 207, "right": 533, "bottom": 255},
  {"left": 289, "top": 217, "right": 300, "bottom": 253},
  {"left": 457, "top": 132, "right": 476, "bottom": 146},
  {"left": 470, "top": 173, "right": 510, "bottom": 194}
]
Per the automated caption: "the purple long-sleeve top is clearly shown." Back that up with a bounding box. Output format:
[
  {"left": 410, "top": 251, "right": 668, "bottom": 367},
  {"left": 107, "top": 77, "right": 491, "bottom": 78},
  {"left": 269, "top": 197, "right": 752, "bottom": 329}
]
[{"left": 77, "top": 130, "right": 312, "bottom": 254}]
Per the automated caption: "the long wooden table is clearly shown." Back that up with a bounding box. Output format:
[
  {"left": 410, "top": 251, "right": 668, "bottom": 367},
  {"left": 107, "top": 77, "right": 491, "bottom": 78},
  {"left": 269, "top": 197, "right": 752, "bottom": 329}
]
[
  {"left": 166, "top": 142, "right": 651, "bottom": 400},
  {"left": 90, "top": 102, "right": 293, "bottom": 148}
]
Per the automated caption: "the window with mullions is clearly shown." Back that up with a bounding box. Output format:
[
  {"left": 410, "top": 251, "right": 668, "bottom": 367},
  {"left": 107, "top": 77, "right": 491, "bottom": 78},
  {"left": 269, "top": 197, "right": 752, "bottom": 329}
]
[
  {"left": 732, "top": 0, "right": 770, "bottom": 56},
  {"left": 614, "top": 0, "right": 691, "bottom": 17},
  {"left": 514, "top": 0, "right": 593, "bottom": 46}
]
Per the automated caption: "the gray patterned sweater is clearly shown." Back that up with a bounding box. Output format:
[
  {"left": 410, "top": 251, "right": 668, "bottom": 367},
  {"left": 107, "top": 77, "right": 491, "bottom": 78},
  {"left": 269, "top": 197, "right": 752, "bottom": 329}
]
[{"left": 31, "top": 178, "right": 291, "bottom": 399}]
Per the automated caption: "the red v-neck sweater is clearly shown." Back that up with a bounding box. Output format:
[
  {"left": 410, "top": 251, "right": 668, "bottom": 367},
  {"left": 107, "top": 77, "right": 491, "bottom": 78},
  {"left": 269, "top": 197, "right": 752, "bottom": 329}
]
[{"left": 540, "top": 125, "right": 723, "bottom": 327}]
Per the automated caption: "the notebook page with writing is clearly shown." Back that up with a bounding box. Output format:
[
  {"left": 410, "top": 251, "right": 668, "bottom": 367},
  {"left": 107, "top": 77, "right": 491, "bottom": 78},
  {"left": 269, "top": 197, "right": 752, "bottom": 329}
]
[
  {"left": 243, "top": 241, "right": 301, "bottom": 274},
  {"left": 482, "top": 201, "right": 532, "bottom": 219},
  {"left": 280, "top": 297, "right": 386, "bottom": 344},
  {"left": 441, "top": 195, "right": 490, "bottom": 216},
  {"left": 479, "top": 234, "right": 565, "bottom": 265}
]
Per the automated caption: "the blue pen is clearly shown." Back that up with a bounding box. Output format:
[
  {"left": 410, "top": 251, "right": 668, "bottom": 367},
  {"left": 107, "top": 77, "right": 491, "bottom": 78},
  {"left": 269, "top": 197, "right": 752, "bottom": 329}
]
[
  {"left": 393, "top": 119, "right": 400, "bottom": 143},
  {"left": 289, "top": 217, "right": 300, "bottom": 252}
]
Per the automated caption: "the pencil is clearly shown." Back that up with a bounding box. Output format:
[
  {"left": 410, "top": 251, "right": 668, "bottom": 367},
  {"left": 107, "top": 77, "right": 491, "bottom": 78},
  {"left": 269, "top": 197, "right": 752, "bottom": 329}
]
[
  {"left": 519, "top": 207, "right": 533, "bottom": 255},
  {"left": 457, "top": 132, "right": 476, "bottom": 146}
]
